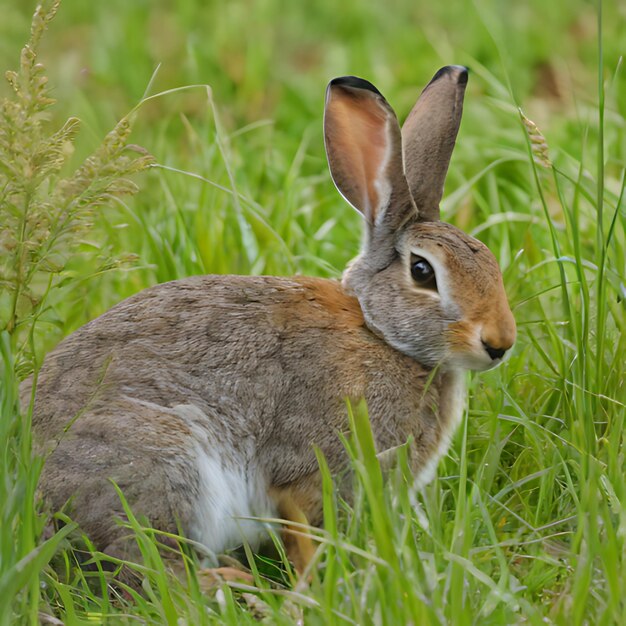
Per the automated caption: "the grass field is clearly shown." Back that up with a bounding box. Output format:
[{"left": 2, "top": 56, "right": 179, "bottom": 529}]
[{"left": 1, "top": 0, "right": 625, "bottom": 623}]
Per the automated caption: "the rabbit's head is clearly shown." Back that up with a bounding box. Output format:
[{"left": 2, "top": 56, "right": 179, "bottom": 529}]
[{"left": 324, "top": 66, "right": 516, "bottom": 371}]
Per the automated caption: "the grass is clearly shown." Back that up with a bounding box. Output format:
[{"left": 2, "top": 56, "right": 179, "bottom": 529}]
[{"left": 1, "top": 0, "right": 625, "bottom": 623}]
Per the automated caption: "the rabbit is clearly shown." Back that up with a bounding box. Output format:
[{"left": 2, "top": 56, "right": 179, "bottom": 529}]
[{"left": 25, "top": 65, "right": 516, "bottom": 577}]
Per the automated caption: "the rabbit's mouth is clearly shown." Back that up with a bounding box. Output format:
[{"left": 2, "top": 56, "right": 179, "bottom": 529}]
[
  {"left": 448, "top": 348, "right": 509, "bottom": 372},
  {"left": 445, "top": 323, "right": 514, "bottom": 371},
  {"left": 449, "top": 350, "right": 504, "bottom": 372}
]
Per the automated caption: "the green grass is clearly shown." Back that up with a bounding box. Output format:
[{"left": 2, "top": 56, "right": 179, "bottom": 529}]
[{"left": 1, "top": 0, "right": 625, "bottom": 623}]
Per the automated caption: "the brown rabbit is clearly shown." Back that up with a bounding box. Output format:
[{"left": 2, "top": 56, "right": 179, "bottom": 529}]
[{"left": 25, "top": 66, "right": 515, "bottom": 576}]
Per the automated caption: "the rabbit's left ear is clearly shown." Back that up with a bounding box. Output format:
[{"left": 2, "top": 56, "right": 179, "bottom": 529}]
[
  {"left": 324, "top": 77, "right": 416, "bottom": 235},
  {"left": 401, "top": 65, "right": 468, "bottom": 222}
]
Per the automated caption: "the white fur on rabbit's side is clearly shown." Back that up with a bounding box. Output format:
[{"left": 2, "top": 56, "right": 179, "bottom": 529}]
[
  {"left": 172, "top": 403, "right": 278, "bottom": 555},
  {"left": 26, "top": 66, "right": 516, "bottom": 571}
]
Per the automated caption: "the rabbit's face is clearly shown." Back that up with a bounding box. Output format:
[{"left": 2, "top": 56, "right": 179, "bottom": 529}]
[
  {"left": 324, "top": 67, "right": 516, "bottom": 371},
  {"left": 345, "top": 220, "right": 516, "bottom": 372},
  {"left": 403, "top": 220, "right": 516, "bottom": 371}
]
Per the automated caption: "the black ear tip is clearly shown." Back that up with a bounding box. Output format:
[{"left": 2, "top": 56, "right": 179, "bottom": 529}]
[
  {"left": 456, "top": 66, "right": 470, "bottom": 84},
  {"left": 328, "top": 76, "right": 383, "bottom": 97},
  {"left": 430, "top": 65, "right": 469, "bottom": 85}
]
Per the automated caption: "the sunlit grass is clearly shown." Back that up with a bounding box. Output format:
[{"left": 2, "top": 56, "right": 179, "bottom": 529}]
[{"left": 1, "top": 0, "right": 625, "bottom": 623}]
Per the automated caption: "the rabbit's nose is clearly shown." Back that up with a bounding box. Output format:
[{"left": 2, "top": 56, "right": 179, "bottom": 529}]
[
  {"left": 481, "top": 340, "right": 507, "bottom": 361},
  {"left": 480, "top": 301, "right": 516, "bottom": 361}
]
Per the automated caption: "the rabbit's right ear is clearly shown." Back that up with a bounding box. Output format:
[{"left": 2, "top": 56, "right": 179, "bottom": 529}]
[{"left": 324, "top": 77, "right": 416, "bottom": 236}]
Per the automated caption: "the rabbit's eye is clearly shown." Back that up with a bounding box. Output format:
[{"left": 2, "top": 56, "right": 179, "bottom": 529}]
[{"left": 410, "top": 256, "right": 437, "bottom": 290}]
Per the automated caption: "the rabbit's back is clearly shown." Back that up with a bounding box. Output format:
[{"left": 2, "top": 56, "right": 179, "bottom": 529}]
[
  {"left": 29, "top": 275, "right": 454, "bottom": 555},
  {"left": 32, "top": 274, "right": 407, "bottom": 468}
]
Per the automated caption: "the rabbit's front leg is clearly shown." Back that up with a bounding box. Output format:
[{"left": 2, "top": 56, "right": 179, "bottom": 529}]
[{"left": 269, "top": 474, "right": 323, "bottom": 576}]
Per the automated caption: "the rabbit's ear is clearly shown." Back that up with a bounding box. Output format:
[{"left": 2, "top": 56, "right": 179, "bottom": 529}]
[
  {"left": 401, "top": 65, "right": 468, "bottom": 222},
  {"left": 324, "top": 77, "right": 415, "bottom": 231}
]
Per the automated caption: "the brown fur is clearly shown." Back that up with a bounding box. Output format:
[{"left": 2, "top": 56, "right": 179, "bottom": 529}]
[
  {"left": 292, "top": 277, "right": 365, "bottom": 329},
  {"left": 269, "top": 479, "right": 322, "bottom": 574}
]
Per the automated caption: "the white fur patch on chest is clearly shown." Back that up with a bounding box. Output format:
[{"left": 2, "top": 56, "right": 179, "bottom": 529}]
[{"left": 414, "top": 369, "right": 466, "bottom": 488}]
